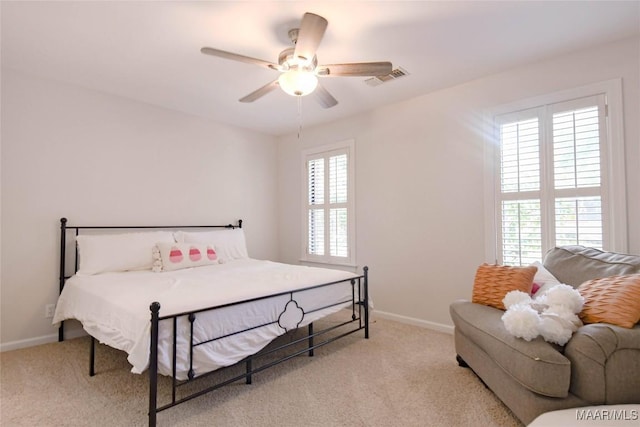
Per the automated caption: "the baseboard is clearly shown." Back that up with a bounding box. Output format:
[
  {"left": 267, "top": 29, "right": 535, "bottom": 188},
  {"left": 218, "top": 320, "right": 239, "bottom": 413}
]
[
  {"left": 0, "top": 328, "right": 87, "bottom": 352},
  {"left": 0, "top": 333, "right": 58, "bottom": 352},
  {"left": 1, "top": 312, "right": 453, "bottom": 351},
  {"left": 373, "top": 310, "right": 454, "bottom": 334}
]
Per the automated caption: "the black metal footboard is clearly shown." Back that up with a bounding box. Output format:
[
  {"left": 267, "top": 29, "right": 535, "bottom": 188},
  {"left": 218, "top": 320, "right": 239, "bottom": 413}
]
[{"left": 147, "top": 267, "right": 369, "bottom": 427}]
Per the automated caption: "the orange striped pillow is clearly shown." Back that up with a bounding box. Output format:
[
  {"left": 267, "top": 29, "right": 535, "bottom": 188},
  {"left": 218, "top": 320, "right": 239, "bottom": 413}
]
[
  {"left": 578, "top": 274, "right": 640, "bottom": 328},
  {"left": 472, "top": 264, "right": 537, "bottom": 310}
]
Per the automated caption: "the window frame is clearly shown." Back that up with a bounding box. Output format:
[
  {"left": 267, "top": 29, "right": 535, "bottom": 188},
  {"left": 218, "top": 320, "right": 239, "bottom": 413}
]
[
  {"left": 484, "top": 79, "right": 627, "bottom": 264},
  {"left": 301, "top": 139, "right": 356, "bottom": 267}
]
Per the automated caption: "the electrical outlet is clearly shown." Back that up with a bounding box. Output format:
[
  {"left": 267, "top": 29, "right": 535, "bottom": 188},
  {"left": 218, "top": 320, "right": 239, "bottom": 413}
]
[{"left": 45, "top": 304, "right": 56, "bottom": 318}]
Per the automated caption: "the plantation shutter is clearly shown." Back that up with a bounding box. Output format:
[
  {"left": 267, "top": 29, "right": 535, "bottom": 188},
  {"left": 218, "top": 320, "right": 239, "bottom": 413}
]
[
  {"left": 304, "top": 143, "right": 354, "bottom": 264},
  {"left": 499, "top": 116, "right": 543, "bottom": 265},
  {"left": 328, "top": 153, "right": 348, "bottom": 257},
  {"left": 551, "top": 99, "right": 605, "bottom": 248},
  {"left": 307, "top": 158, "right": 325, "bottom": 256},
  {"left": 496, "top": 94, "right": 607, "bottom": 265}
]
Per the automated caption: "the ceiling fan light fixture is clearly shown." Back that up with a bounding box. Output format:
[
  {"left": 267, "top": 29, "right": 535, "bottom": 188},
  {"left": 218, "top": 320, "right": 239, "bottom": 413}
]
[{"left": 278, "top": 70, "right": 318, "bottom": 97}]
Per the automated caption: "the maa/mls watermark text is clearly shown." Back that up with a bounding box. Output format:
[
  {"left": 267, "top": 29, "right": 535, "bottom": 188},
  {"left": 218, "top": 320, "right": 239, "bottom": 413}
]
[{"left": 576, "top": 408, "right": 639, "bottom": 422}]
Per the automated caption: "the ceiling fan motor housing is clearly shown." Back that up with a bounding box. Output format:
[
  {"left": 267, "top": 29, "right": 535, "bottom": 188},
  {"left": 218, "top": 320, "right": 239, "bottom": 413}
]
[
  {"left": 278, "top": 48, "right": 317, "bottom": 72},
  {"left": 288, "top": 28, "right": 299, "bottom": 44}
]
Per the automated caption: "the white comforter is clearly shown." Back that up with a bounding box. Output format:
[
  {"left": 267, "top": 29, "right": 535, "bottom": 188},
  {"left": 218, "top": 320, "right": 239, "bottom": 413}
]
[{"left": 53, "top": 259, "right": 359, "bottom": 379}]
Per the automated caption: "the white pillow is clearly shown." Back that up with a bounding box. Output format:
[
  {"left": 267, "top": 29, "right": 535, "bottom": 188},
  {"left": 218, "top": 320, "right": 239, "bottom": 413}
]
[
  {"left": 152, "top": 242, "right": 219, "bottom": 272},
  {"left": 174, "top": 229, "right": 249, "bottom": 261},
  {"left": 76, "top": 231, "right": 175, "bottom": 275},
  {"left": 531, "top": 261, "right": 562, "bottom": 296}
]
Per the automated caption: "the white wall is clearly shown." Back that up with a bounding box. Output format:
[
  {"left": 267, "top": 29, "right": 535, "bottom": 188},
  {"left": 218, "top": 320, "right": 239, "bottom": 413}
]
[
  {"left": 2, "top": 36, "right": 638, "bottom": 348},
  {"left": 276, "top": 36, "right": 640, "bottom": 330},
  {"left": 1, "top": 70, "right": 279, "bottom": 348}
]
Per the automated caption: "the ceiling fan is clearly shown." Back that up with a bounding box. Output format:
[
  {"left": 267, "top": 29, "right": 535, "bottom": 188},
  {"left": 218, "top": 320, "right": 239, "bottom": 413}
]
[{"left": 200, "top": 12, "right": 393, "bottom": 108}]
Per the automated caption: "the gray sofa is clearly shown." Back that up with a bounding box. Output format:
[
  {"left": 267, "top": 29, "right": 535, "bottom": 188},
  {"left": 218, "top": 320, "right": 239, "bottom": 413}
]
[{"left": 450, "top": 245, "right": 640, "bottom": 425}]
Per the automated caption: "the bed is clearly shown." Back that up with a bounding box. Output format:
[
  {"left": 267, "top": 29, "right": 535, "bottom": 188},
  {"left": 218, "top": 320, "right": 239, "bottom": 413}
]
[{"left": 53, "top": 218, "right": 369, "bottom": 426}]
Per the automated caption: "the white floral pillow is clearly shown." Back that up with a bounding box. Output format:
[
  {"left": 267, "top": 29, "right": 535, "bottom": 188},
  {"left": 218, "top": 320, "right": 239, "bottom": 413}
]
[{"left": 153, "top": 242, "right": 219, "bottom": 272}]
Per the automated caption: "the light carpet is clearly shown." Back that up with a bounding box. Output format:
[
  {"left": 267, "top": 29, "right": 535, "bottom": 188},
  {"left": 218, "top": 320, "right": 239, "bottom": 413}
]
[{"left": 0, "top": 316, "right": 522, "bottom": 426}]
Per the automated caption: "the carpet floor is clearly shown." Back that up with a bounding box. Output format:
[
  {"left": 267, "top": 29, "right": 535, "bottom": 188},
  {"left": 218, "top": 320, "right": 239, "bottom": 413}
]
[{"left": 0, "top": 316, "right": 522, "bottom": 426}]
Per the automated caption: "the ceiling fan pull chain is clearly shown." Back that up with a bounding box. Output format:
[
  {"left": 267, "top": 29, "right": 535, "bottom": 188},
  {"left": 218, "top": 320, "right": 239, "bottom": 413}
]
[{"left": 297, "top": 96, "right": 303, "bottom": 141}]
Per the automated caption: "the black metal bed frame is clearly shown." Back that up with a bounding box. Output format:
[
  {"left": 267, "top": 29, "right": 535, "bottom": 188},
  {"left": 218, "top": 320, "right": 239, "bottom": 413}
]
[{"left": 58, "top": 218, "right": 369, "bottom": 427}]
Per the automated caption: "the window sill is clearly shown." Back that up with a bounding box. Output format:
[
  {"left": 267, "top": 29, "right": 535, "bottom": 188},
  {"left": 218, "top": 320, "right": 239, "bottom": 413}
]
[{"left": 298, "top": 258, "right": 358, "bottom": 270}]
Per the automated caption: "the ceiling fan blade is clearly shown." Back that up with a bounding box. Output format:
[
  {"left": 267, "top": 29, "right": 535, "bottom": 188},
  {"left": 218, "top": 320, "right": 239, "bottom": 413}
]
[
  {"left": 317, "top": 62, "right": 393, "bottom": 77},
  {"left": 293, "top": 13, "right": 328, "bottom": 64},
  {"left": 201, "top": 47, "right": 280, "bottom": 71},
  {"left": 314, "top": 84, "right": 338, "bottom": 109},
  {"left": 239, "top": 79, "right": 280, "bottom": 103}
]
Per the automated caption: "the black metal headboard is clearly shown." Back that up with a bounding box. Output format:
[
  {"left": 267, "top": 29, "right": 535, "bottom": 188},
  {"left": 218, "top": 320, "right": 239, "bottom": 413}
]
[{"left": 57, "top": 217, "right": 243, "bottom": 341}]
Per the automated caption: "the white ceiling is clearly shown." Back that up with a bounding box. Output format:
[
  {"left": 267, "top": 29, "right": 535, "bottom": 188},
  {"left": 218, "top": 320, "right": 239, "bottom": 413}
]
[{"left": 2, "top": 1, "right": 639, "bottom": 136}]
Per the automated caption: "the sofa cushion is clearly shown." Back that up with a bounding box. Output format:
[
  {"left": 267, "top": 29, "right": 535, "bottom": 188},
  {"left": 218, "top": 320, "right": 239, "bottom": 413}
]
[
  {"left": 450, "top": 300, "right": 571, "bottom": 398},
  {"left": 543, "top": 246, "right": 640, "bottom": 288}
]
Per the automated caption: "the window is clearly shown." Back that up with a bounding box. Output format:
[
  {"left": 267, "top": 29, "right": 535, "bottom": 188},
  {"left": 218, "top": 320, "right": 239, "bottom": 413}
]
[
  {"left": 488, "top": 80, "right": 626, "bottom": 265},
  {"left": 302, "top": 140, "right": 355, "bottom": 265}
]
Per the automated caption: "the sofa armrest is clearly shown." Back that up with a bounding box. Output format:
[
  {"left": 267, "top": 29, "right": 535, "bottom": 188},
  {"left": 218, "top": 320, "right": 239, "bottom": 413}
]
[
  {"left": 564, "top": 323, "right": 640, "bottom": 404},
  {"left": 450, "top": 300, "right": 571, "bottom": 397}
]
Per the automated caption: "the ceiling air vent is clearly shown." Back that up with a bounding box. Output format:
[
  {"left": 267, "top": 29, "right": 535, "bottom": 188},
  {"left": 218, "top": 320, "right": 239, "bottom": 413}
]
[{"left": 364, "top": 67, "right": 409, "bottom": 87}]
